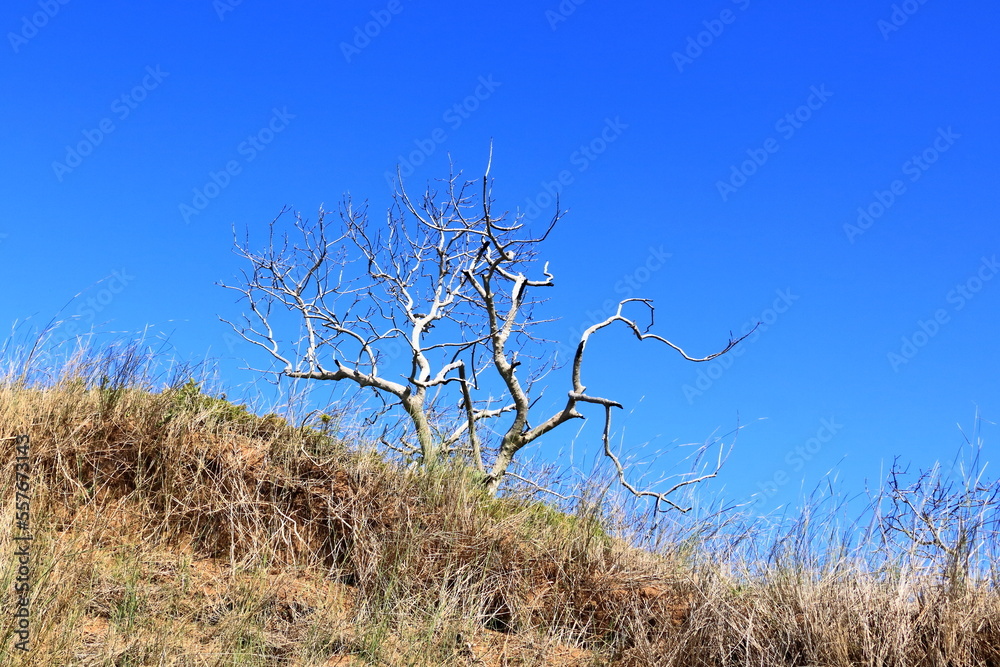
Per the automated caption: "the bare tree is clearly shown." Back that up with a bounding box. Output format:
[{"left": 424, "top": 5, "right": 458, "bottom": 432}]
[
  {"left": 872, "top": 417, "right": 1000, "bottom": 595},
  {"left": 220, "top": 156, "right": 755, "bottom": 506}
]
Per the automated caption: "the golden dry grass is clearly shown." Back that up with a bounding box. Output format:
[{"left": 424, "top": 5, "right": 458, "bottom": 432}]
[{"left": 0, "top": 342, "right": 998, "bottom": 665}]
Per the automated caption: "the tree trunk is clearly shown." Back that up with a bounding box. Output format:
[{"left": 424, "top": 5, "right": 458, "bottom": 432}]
[
  {"left": 402, "top": 395, "right": 437, "bottom": 466},
  {"left": 485, "top": 434, "right": 521, "bottom": 495}
]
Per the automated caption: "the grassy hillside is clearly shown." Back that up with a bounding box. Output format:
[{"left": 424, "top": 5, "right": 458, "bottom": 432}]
[{"left": 1, "top": 345, "right": 998, "bottom": 665}]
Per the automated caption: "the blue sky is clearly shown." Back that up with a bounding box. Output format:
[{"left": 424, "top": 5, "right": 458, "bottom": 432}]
[{"left": 2, "top": 0, "right": 998, "bottom": 515}]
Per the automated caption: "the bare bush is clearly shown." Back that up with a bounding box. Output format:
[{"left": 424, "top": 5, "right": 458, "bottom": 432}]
[
  {"left": 220, "top": 155, "right": 753, "bottom": 504},
  {"left": 872, "top": 415, "right": 1000, "bottom": 595}
]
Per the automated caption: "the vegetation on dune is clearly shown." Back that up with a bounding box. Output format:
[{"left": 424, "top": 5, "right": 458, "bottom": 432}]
[{"left": 0, "top": 342, "right": 999, "bottom": 665}]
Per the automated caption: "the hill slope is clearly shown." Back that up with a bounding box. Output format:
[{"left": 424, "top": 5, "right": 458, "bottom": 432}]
[{"left": 1, "top": 357, "right": 998, "bottom": 665}]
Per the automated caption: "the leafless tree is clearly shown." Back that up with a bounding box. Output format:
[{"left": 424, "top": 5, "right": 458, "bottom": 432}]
[
  {"left": 220, "top": 156, "right": 755, "bottom": 506},
  {"left": 872, "top": 417, "right": 1000, "bottom": 594}
]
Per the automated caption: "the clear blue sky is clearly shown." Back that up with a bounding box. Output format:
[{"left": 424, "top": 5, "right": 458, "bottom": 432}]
[{"left": 3, "top": 0, "right": 998, "bottom": 514}]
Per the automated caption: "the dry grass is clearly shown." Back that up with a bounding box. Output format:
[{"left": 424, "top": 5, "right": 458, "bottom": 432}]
[{"left": 0, "top": 341, "right": 998, "bottom": 665}]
